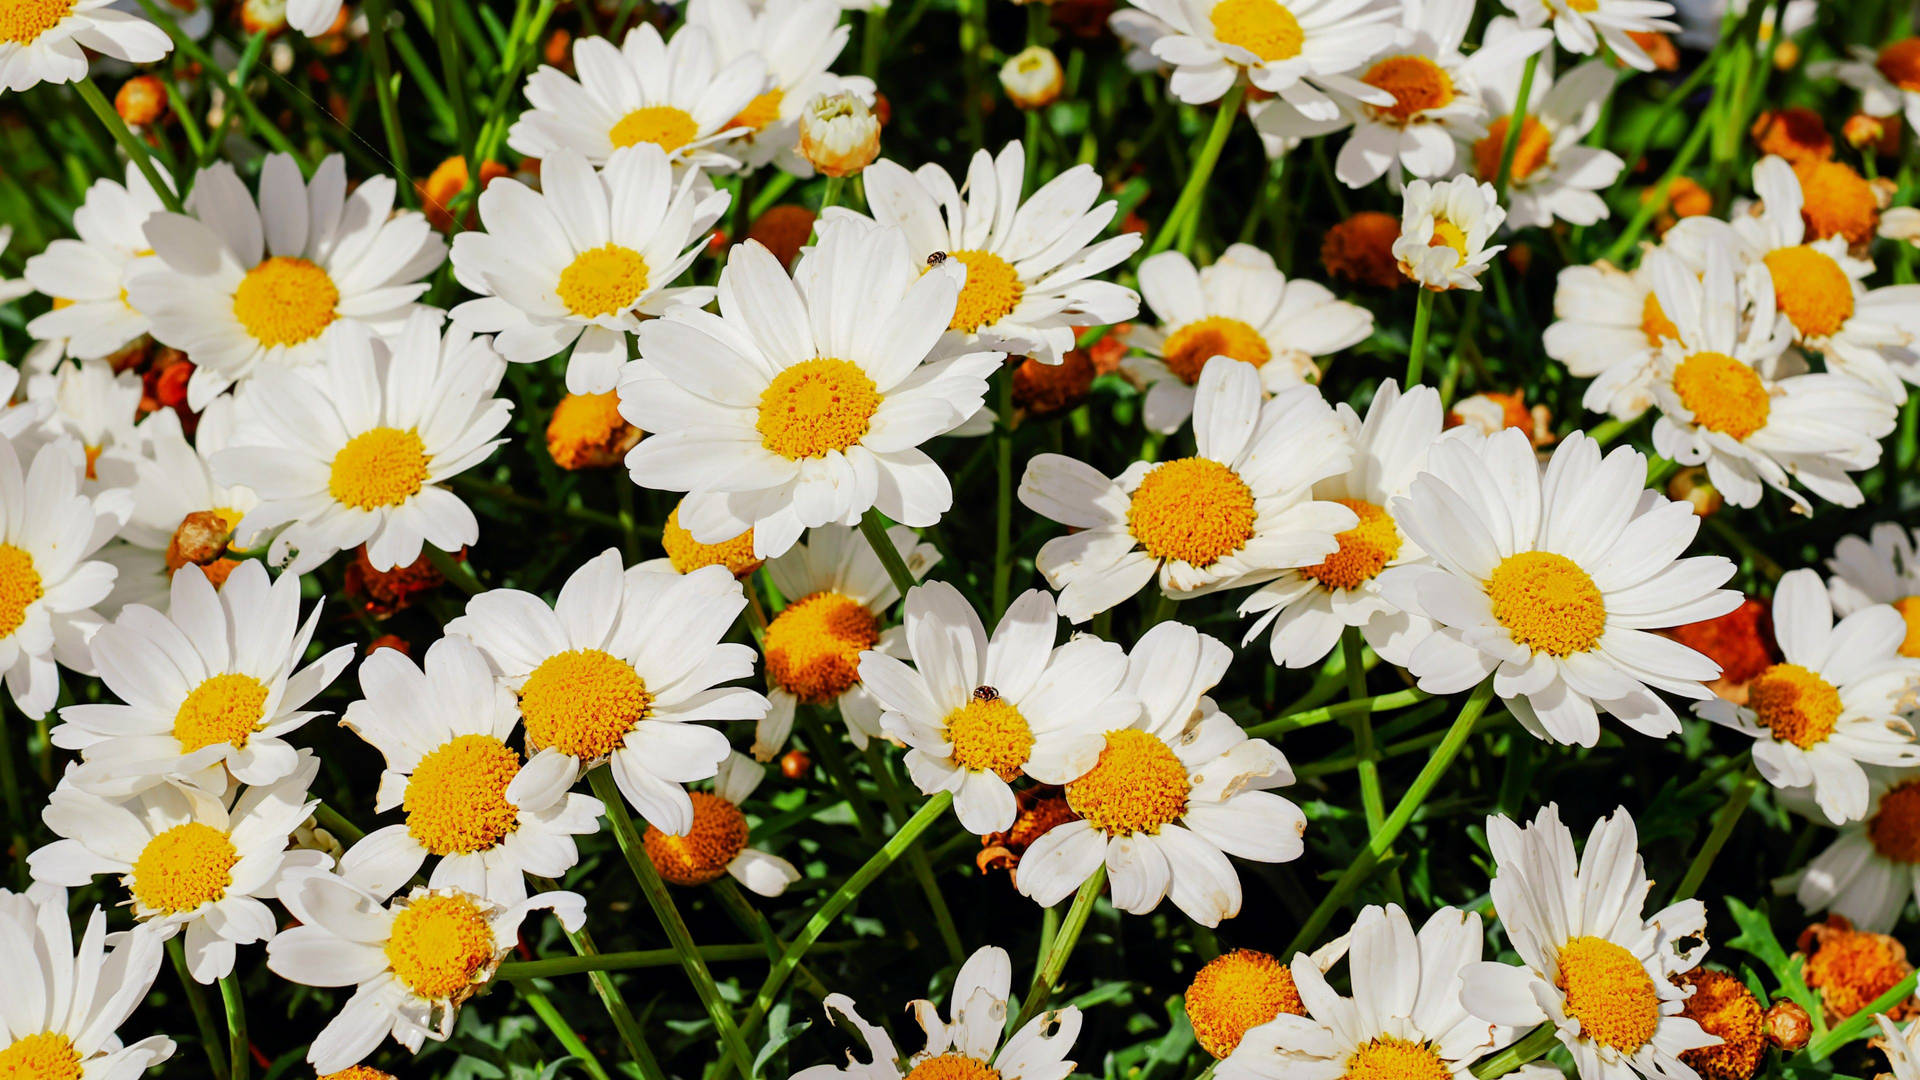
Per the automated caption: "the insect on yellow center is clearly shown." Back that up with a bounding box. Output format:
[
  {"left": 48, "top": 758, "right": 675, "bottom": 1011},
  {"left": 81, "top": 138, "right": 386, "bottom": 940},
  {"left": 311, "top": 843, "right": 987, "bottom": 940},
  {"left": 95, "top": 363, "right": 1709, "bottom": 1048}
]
[
  {"left": 1877, "top": 38, "right": 1920, "bottom": 93},
  {"left": 0, "top": 1032, "right": 82, "bottom": 1080},
  {"left": 1556, "top": 936, "right": 1661, "bottom": 1054},
  {"left": 1301, "top": 499, "right": 1401, "bottom": 591},
  {"left": 385, "top": 894, "right": 496, "bottom": 1000},
  {"left": 642, "top": 791, "right": 750, "bottom": 886},
  {"left": 1748, "top": 662, "right": 1843, "bottom": 749},
  {"left": 1486, "top": 551, "right": 1607, "bottom": 657},
  {"left": 406, "top": 734, "right": 522, "bottom": 855},
  {"left": 1209, "top": 0, "right": 1303, "bottom": 61},
  {"left": 130, "top": 822, "right": 238, "bottom": 914},
  {"left": 1475, "top": 116, "right": 1553, "bottom": 184},
  {"left": 730, "top": 88, "right": 785, "bottom": 133},
  {"left": 1127, "top": 457, "right": 1257, "bottom": 569},
  {"left": 0, "top": 543, "right": 44, "bottom": 639},
  {"left": 610, "top": 105, "right": 700, "bottom": 152},
  {"left": 1673, "top": 352, "right": 1770, "bottom": 441},
  {"left": 557, "top": 244, "right": 651, "bottom": 319},
  {"left": 756, "top": 358, "right": 882, "bottom": 460},
  {"left": 1341, "top": 1036, "right": 1454, "bottom": 1080},
  {"left": 1161, "top": 315, "right": 1272, "bottom": 385},
  {"left": 1892, "top": 596, "right": 1920, "bottom": 658},
  {"left": 662, "top": 504, "right": 761, "bottom": 578},
  {"left": 329, "top": 427, "right": 430, "bottom": 510},
  {"left": 763, "top": 591, "right": 880, "bottom": 703},
  {"left": 0, "top": 0, "right": 75, "bottom": 45},
  {"left": 231, "top": 256, "right": 339, "bottom": 347},
  {"left": 1360, "top": 55, "right": 1455, "bottom": 123},
  {"left": 945, "top": 250, "right": 1026, "bottom": 333},
  {"left": 1067, "top": 728, "right": 1191, "bottom": 837},
  {"left": 943, "top": 689, "right": 1034, "bottom": 781},
  {"left": 1641, "top": 292, "right": 1679, "bottom": 347},
  {"left": 1764, "top": 246, "right": 1855, "bottom": 339},
  {"left": 1185, "top": 949, "right": 1305, "bottom": 1059},
  {"left": 519, "top": 648, "right": 653, "bottom": 760},
  {"left": 1868, "top": 780, "right": 1920, "bottom": 863},
  {"left": 173, "top": 672, "right": 271, "bottom": 752},
  {"left": 903, "top": 1054, "right": 1000, "bottom": 1080}
]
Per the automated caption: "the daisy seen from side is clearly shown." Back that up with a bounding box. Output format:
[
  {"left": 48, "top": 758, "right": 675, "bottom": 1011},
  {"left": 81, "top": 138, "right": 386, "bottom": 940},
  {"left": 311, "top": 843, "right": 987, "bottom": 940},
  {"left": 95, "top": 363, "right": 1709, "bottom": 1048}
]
[
  {"left": 1543, "top": 258, "right": 1674, "bottom": 422},
  {"left": 1500, "top": 0, "right": 1677, "bottom": 71},
  {"left": 22, "top": 162, "right": 173, "bottom": 363},
  {"left": 686, "top": 0, "right": 876, "bottom": 176},
  {"left": 1827, "top": 523, "right": 1920, "bottom": 657},
  {"left": 1393, "top": 174, "right": 1506, "bottom": 291},
  {"left": 1810, "top": 39, "right": 1920, "bottom": 137},
  {"left": 1783, "top": 765, "right": 1920, "bottom": 932},
  {"left": 644, "top": 751, "right": 801, "bottom": 896}
]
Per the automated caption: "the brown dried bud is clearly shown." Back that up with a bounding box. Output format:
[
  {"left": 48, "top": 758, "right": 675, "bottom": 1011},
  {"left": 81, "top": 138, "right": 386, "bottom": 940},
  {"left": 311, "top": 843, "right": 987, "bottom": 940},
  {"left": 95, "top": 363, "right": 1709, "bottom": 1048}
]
[
  {"left": 116, "top": 75, "right": 168, "bottom": 127},
  {"left": 166, "top": 510, "right": 236, "bottom": 570},
  {"left": 779, "top": 750, "right": 812, "bottom": 781},
  {"left": 1764, "top": 1000, "right": 1811, "bottom": 1051},
  {"left": 366, "top": 634, "right": 410, "bottom": 657}
]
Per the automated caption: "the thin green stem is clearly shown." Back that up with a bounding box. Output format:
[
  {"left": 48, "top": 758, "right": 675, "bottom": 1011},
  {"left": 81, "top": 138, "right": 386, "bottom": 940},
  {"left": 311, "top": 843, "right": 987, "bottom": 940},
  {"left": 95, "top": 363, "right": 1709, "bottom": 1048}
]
[
  {"left": 499, "top": 942, "right": 856, "bottom": 979},
  {"left": 1491, "top": 55, "right": 1539, "bottom": 201},
  {"left": 554, "top": 918, "right": 668, "bottom": 1080},
  {"left": 312, "top": 801, "right": 365, "bottom": 844},
  {"left": 1010, "top": 865, "right": 1106, "bottom": 1032},
  {"left": 1672, "top": 760, "right": 1759, "bottom": 900},
  {"left": 1341, "top": 629, "right": 1399, "bottom": 906},
  {"left": 1471, "top": 1022, "right": 1559, "bottom": 1078},
  {"left": 518, "top": 981, "right": 615, "bottom": 1080},
  {"left": 1802, "top": 971, "right": 1920, "bottom": 1061},
  {"left": 1245, "top": 688, "right": 1429, "bottom": 739},
  {"left": 424, "top": 545, "right": 484, "bottom": 595},
  {"left": 73, "top": 77, "right": 180, "bottom": 212},
  {"left": 1146, "top": 84, "right": 1245, "bottom": 257},
  {"left": 167, "top": 937, "right": 229, "bottom": 1080},
  {"left": 861, "top": 742, "right": 967, "bottom": 965},
  {"left": 1405, "top": 287, "right": 1435, "bottom": 387},
  {"left": 432, "top": 0, "right": 480, "bottom": 217},
  {"left": 709, "top": 877, "right": 829, "bottom": 998},
  {"left": 362, "top": 0, "right": 412, "bottom": 195},
  {"left": 1604, "top": 118, "right": 1713, "bottom": 264},
  {"left": 858, "top": 508, "right": 921, "bottom": 607},
  {"left": 219, "top": 972, "right": 249, "bottom": 1080}
]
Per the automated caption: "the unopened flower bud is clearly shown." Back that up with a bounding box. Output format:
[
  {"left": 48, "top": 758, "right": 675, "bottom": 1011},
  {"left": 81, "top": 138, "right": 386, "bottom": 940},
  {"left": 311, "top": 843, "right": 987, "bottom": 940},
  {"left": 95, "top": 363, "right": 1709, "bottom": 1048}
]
[
  {"left": 1000, "top": 46, "right": 1063, "bottom": 110},
  {"left": 366, "top": 634, "right": 410, "bottom": 657},
  {"left": 798, "top": 92, "right": 880, "bottom": 178},
  {"left": 116, "top": 75, "right": 168, "bottom": 126},
  {"left": 780, "top": 750, "right": 812, "bottom": 781},
  {"left": 1669, "top": 467, "right": 1721, "bottom": 517},
  {"left": 1764, "top": 1001, "right": 1811, "bottom": 1051},
  {"left": 166, "top": 510, "right": 236, "bottom": 571}
]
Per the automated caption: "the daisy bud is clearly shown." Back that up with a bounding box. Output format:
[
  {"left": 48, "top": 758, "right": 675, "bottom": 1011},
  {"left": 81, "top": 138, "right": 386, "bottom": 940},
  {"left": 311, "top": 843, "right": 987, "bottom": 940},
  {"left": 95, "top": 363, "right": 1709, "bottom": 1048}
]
[
  {"left": 165, "top": 509, "right": 239, "bottom": 583},
  {"left": 746, "top": 204, "right": 818, "bottom": 269},
  {"left": 1675, "top": 969, "right": 1767, "bottom": 1080},
  {"left": 798, "top": 91, "right": 880, "bottom": 178},
  {"left": 1000, "top": 46, "right": 1063, "bottom": 110},
  {"left": 1750, "top": 106, "right": 1832, "bottom": 165},
  {"left": 1392, "top": 175, "right": 1504, "bottom": 291},
  {"left": 1322, "top": 210, "right": 1404, "bottom": 289},
  {"left": 1881, "top": 206, "right": 1920, "bottom": 246},
  {"left": 239, "top": 0, "right": 288, "bottom": 35},
  {"left": 115, "top": 74, "right": 168, "bottom": 127},
  {"left": 344, "top": 544, "right": 446, "bottom": 615},
  {"left": 546, "top": 391, "right": 642, "bottom": 471},
  {"left": 1669, "top": 466, "right": 1722, "bottom": 517},
  {"left": 1844, "top": 113, "right": 1900, "bottom": 157},
  {"left": 779, "top": 749, "right": 812, "bottom": 781},
  {"left": 1011, "top": 347, "right": 1095, "bottom": 418},
  {"left": 1772, "top": 38, "right": 1799, "bottom": 70},
  {"left": 1185, "top": 949, "right": 1304, "bottom": 1059},
  {"left": 543, "top": 27, "right": 570, "bottom": 69},
  {"left": 1764, "top": 1001, "right": 1811, "bottom": 1052}
]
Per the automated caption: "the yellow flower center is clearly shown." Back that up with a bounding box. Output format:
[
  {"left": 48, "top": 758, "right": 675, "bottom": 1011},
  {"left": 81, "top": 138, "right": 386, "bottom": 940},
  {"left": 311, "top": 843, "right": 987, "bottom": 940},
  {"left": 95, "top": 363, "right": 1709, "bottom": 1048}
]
[
  {"left": 0, "top": 0, "right": 75, "bottom": 42},
  {"left": 557, "top": 244, "right": 650, "bottom": 319},
  {"left": 1673, "top": 352, "right": 1770, "bottom": 441},
  {"left": 320, "top": 1069, "right": 400, "bottom": 1080},
  {"left": 642, "top": 791, "right": 750, "bottom": 886},
  {"left": 1360, "top": 55, "right": 1455, "bottom": 123},
  {"left": 1301, "top": 499, "right": 1401, "bottom": 591},
  {"left": 1555, "top": 936, "right": 1661, "bottom": 1055},
  {"left": 1066, "top": 728, "right": 1191, "bottom": 837},
  {"left": 1475, "top": 115, "right": 1553, "bottom": 184},
  {"left": 1127, "top": 457, "right": 1257, "bottom": 569},
  {"left": 1764, "top": 246, "right": 1855, "bottom": 339},
  {"left": 172, "top": 672, "right": 271, "bottom": 752},
  {"left": 1486, "top": 551, "right": 1607, "bottom": 657},
  {"left": 519, "top": 648, "right": 653, "bottom": 760},
  {"left": 946, "top": 250, "right": 1026, "bottom": 333},
  {"left": 903, "top": 1054, "right": 1000, "bottom": 1080},
  {"left": 730, "top": 88, "right": 785, "bottom": 133},
  {"left": 385, "top": 894, "right": 496, "bottom": 1000},
  {"left": 1877, "top": 38, "right": 1920, "bottom": 93},
  {"left": 1748, "top": 662, "right": 1843, "bottom": 749},
  {"left": 1161, "top": 315, "right": 1272, "bottom": 385},
  {"left": 610, "top": 105, "right": 700, "bottom": 152},
  {"left": 662, "top": 504, "right": 761, "bottom": 577},
  {"left": 231, "top": 256, "right": 339, "bottom": 347},
  {"left": 1641, "top": 292, "right": 1679, "bottom": 347},
  {"left": 1209, "top": 0, "right": 1303, "bottom": 61},
  {"left": 1565, "top": 0, "right": 1599, "bottom": 10},
  {"left": 1675, "top": 968, "right": 1767, "bottom": 1080},
  {"left": 1186, "top": 949, "right": 1305, "bottom": 1059},
  {"left": 1893, "top": 596, "right": 1920, "bottom": 658},
  {"left": 755, "top": 358, "right": 882, "bottom": 460},
  {"left": 329, "top": 427, "right": 430, "bottom": 510},
  {"left": 130, "top": 822, "right": 238, "bottom": 914},
  {"left": 1341, "top": 1036, "right": 1453, "bottom": 1080},
  {"left": 547, "top": 391, "right": 640, "bottom": 470},
  {"left": 0, "top": 1033, "right": 81, "bottom": 1080},
  {"left": 1795, "top": 159, "right": 1879, "bottom": 246},
  {"left": 763, "top": 591, "right": 879, "bottom": 704},
  {"left": 405, "top": 734, "right": 522, "bottom": 855},
  {"left": 1428, "top": 219, "right": 1469, "bottom": 264},
  {"left": 1869, "top": 780, "right": 1920, "bottom": 863},
  {"left": 0, "top": 543, "right": 43, "bottom": 639},
  {"left": 943, "top": 691, "right": 1034, "bottom": 781}
]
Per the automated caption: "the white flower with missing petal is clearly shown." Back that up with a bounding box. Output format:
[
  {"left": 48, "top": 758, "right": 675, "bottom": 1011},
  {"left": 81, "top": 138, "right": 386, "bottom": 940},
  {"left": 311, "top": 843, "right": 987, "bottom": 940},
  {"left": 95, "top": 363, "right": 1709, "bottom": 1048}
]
[{"left": 1392, "top": 175, "right": 1506, "bottom": 291}]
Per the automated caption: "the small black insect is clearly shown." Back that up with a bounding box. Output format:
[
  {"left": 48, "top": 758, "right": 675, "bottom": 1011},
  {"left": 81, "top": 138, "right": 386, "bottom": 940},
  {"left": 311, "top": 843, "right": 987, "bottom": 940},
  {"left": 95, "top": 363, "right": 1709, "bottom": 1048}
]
[
  {"left": 927, "top": 251, "right": 949, "bottom": 267},
  {"left": 972, "top": 685, "right": 1000, "bottom": 702}
]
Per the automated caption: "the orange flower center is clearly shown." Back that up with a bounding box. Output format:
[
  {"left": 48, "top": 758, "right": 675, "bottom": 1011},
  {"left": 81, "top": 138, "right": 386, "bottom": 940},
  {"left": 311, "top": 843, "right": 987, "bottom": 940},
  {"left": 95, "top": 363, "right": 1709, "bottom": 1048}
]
[
  {"left": 945, "top": 250, "right": 1025, "bottom": 333},
  {"left": 1341, "top": 1037, "right": 1453, "bottom": 1080},
  {"left": 661, "top": 504, "right": 760, "bottom": 578},
  {"left": 643, "top": 791, "right": 750, "bottom": 885},
  {"left": 756, "top": 358, "right": 881, "bottom": 460},
  {"left": 1066, "top": 729, "right": 1190, "bottom": 836},
  {"left": 610, "top": 105, "right": 699, "bottom": 152},
  {"left": 1556, "top": 936, "right": 1661, "bottom": 1054},
  {"left": 1673, "top": 352, "right": 1770, "bottom": 441},
  {"left": 1764, "top": 246, "right": 1855, "bottom": 339},
  {"left": 1869, "top": 781, "right": 1920, "bottom": 864},
  {"left": 1794, "top": 160, "right": 1879, "bottom": 246},
  {"left": 0, "top": 0, "right": 76, "bottom": 43},
  {"left": 1893, "top": 596, "right": 1920, "bottom": 658},
  {"left": 1161, "top": 315, "right": 1272, "bottom": 384},
  {"left": 385, "top": 894, "right": 495, "bottom": 1000},
  {"left": 0, "top": 1033, "right": 82, "bottom": 1080},
  {"left": 1301, "top": 499, "right": 1401, "bottom": 591},
  {"left": 1185, "top": 949, "right": 1304, "bottom": 1059},
  {"left": 943, "top": 692, "right": 1034, "bottom": 780},
  {"left": 1486, "top": 551, "right": 1607, "bottom": 656},
  {"left": 1749, "top": 662, "right": 1843, "bottom": 749},
  {"left": 730, "top": 88, "right": 785, "bottom": 133},
  {"left": 1877, "top": 38, "right": 1920, "bottom": 93},
  {"left": 1209, "top": 0, "right": 1303, "bottom": 61},
  {"left": 1476, "top": 115, "right": 1553, "bottom": 183},
  {"left": 231, "top": 256, "right": 338, "bottom": 347},
  {"left": 763, "top": 591, "right": 879, "bottom": 703},
  {"left": 0, "top": 543, "right": 45, "bottom": 639},
  {"left": 1641, "top": 292, "right": 1679, "bottom": 347},
  {"left": 1360, "top": 55, "right": 1455, "bottom": 123},
  {"left": 405, "top": 734, "right": 522, "bottom": 855}
]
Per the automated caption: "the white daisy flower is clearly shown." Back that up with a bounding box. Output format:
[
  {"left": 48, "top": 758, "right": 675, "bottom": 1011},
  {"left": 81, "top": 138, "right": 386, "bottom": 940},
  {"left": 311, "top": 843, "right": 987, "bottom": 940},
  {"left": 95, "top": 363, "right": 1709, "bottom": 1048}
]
[
  {"left": 23, "top": 162, "right": 173, "bottom": 362},
  {"left": 825, "top": 140, "right": 1142, "bottom": 365},
  {"left": 1500, "top": 0, "right": 1678, "bottom": 72},
  {"left": 1392, "top": 174, "right": 1506, "bottom": 291},
  {"left": 1016, "top": 620, "right": 1306, "bottom": 927},
  {"left": 23, "top": 357, "right": 144, "bottom": 492},
  {"left": 1470, "top": 33, "right": 1624, "bottom": 230},
  {"left": 1123, "top": 244, "right": 1372, "bottom": 433},
  {"left": 1459, "top": 804, "right": 1717, "bottom": 1080},
  {"left": 1696, "top": 569, "right": 1920, "bottom": 824},
  {"left": 29, "top": 754, "right": 329, "bottom": 983},
  {"left": 1120, "top": 0, "right": 1398, "bottom": 114},
  {"left": 1809, "top": 39, "right": 1920, "bottom": 137},
  {"left": 755, "top": 522, "right": 938, "bottom": 760},
  {"left": 507, "top": 22, "right": 767, "bottom": 171},
  {"left": 49, "top": 559, "right": 351, "bottom": 797},
  {"left": 1878, "top": 1014, "right": 1920, "bottom": 1080},
  {"left": 1380, "top": 429, "right": 1739, "bottom": 747},
  {"left": 268, "top": 868, "right": 585, "bottom": 1073},
  {"left": 1644, "top": 236, "right": 1897, "bottom": 513},
  {"left": 287, "top": 0, "right": 341, "bottom": 35},
  {"left": 1020, "top": 357, "right": 1356, "bottom": 623},
  {"left": 0, "top": 361, "right": 52, "bottom": 442},
  {"left": 643, "top": 751, "right": 801, "bottom": 896},
  {"left": 1827, "top": 523, "right": 1920, "bottom": 657},
  {"left": 449, "top": 145, "right": 729, "bottom": 396},
  {"left": 1543, "top": 259, "right": 1673, "bottom": 422},
  {"left": 793, "top": 945, "right": 1081, "bottom": 1080},
  {"left": 212, "top": 310, "right": 512, "bottom": 575},
  {"left": 859, "top": 581, "right": 1135, "bottom": 835},
  {"left": 0, "top": 886, "right": 173, "bottom": 1078},
  {"left": 1783, "top": 766, "right": 1920, "bottom": 931},
  {"left": 0, "top": 0, "right": 170, "bottom": 92},
  {"left": 687, "top": 0, "right": 876, "bottom": 176},
  {"left": 126, "top": 154, "right": 445, "bottom": 408},
  {"left": 334, "top": 635, "right": 605, "bottom": 907},
  {"left": 445, "top": 549, "right": 768, "bottom": 836},
  {"left": 1238, "top": 379, "right": 1444, "bottom": 670},
  {"left": 620, "top": 219, "right": 1001, "bottom": 560}
]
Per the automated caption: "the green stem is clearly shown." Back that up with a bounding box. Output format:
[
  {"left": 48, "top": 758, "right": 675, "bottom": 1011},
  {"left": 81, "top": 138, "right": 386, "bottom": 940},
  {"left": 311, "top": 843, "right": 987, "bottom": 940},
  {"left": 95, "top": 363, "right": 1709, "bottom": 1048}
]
[
  {"left": 1405, "top": 288, "right": 1435, "bottom": 387},
  {"left": 73, "top": 77, "right": 180, "bottom": 212},
  {"left": 431, "top": 0, "right": 480, "bottom": 218},
  {"left": 1803, "top": 971, "right": 1920, "bottom": 1061},
  {"left": 556, "top": 918, "right": 668, "bottom": 1080},
  {"left": 167, "top": 937, "right": 230, "bottom": 1080},
  {"left": 709, "top": 877, "right": 829, "bottom": 998},
  {"left": 1010, "top": 865, "right": 1105, "bottom": 1032},
  {"left": 1341, "top": 629, "right": 1399, "bottom": 905},
  {"left": 858, "top": 508, "right": 921, "bottom": 607},
  {"left": 1491, "top": 55, "right": 1539, "bottom": 201},
  {"left": 499, "top": 942, "right": 857, "bottom": 979},
  {"left": 518, "top": 981, "right": 615, "bottom": 1080},
  {"left": 819, "top": 175, "right": 845, "bottom": 215},
  {"left": 424, "top": 545, "right": 484, "bottom": 595},
  {"left": 219, "top": 972, "right": 249, "bottom": 1080},
  {"left": 993, "top": 365, "right": 1015, "bottom": 617},
  {"left": 1671, "top": 760, "right": 1758, "bottom": 900},
  {"left": 312, "top": 801, "right": 365, "bottom": 843},
  {"left": 1604, "top": 118, "right": 1713, "bottom": 264},
  {"left": 1146, "top": 83, "right": 1245, "bottom": 257},
  {"left": 362, "top": 0, "right": 412, "bottom": 195},
  {"left": 861, "top": 743, "right": 967, "bottom": 964},
  {"left": 1245, "top": 688, "right": 1429, "bottom": 739},
  {"left": 1471, "top": 1022, "right": 1559, "bottom": 1078}
]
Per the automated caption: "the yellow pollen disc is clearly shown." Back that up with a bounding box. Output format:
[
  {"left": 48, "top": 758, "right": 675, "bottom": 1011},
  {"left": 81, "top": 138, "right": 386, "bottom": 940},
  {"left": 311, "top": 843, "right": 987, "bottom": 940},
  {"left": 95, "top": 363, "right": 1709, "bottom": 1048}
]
[
  {"left": 943, "top": 693, "right": 1034, "bottom": 780},
  {"left": 763, "top": 591, "right": 879, "bottom": 703},
  {"left": 1127, "top": 457, "right": 1257, "bottom": 569},
  {"left": 1209, "top": 0, "right": 1303, "bottom": 62},
  {"left": 642, "top": 791, "right": 750, "bottom": 885},
  {"left": 0, "top": 1033, "right": 82, "bottom": 1080},
  {"left": 1186, "top": 949, "right": 1305, "bottom": 1059},
  {"left": 130, "top": 822, "right": 237, "bottom": 914},
  {"left": 1341, "top": 1036, "right": 1453, "bottom": 1080},
  {"left": 405, "top": 734, "right": 522, "bottom": 855},
  {"left": 1475, "top": 115, "right": 1552, "bottom": 183},
  {"left": 557, "top": 244, "right": 650, "bottom": 319},
  {"left": 945, "top": 250, "right": 1026, "bottom": 333},
  {"left": 755, "top": 357, "right": 882, "bottom": 460},
  {"left": 384, "top": 894, "right": 496, "bottom": 1000},
  {"left": 1764, "top": 246, "right": 1855, "bottom": 339},
  {"left": 1486, "top": 551, "right": 1607, "bottom": 657},
  {"left": 81, "top": 445, "right": 102, "bottom": 481},
  {"left": 1428, "top": 219, "right": 1469, "bottom": 264},
  {"left": 329, "top": 427, "right": 430, "bottom": 510},
  {"left": 1748, "top": 661, "right": 1843, "bottom": 749},
  {"left": 1301, "top": 499, "right": 1401, "bottom": 591},
  {"left": 610, "top": 105, "right": 700, "bottom": 152},
  {"left": 320, "top": 1069, "right": 400, "bottom": 1080},
  {"left": 1641, "top": 292, "right": 1679, "bottom": 347},
  {"left": 1869, "top": 780, "right": 1920, "bottom": 863},
  {"left": 1892, "top": 596, "right": 1920, "bottom": 658},
  {"left": 1361, "top": 55, "right": 1455, "bottom": 123},
  {"left": 1161, "top": 315, "right": 1272, "bottom": 385},
  {"left": 172, "top": 672, "right": 271, "bottom": 752},
  {"left": 231, "top": 256, "right": 339, "bottom": 347},
  {"left": 662, "top": 504, "right": 761, "bottom": 577},
  {"left": 519, "top": 648, "right": 653, "bottom": 760},
  {"left": 904, "top": 1055, "right": 999, "bottom": 1080},
  {"left": 0, "top": 543, "right": 44, "bottom": 639},
  {"left": 1795, "top": 160, "right": 1878, "bottom": 246},
  {"left": 0, "top": 0, "right": 75, "bottom": 45},
  {"left": 1565, "top": 0, "right": 1599, "bottom": 10},
  {"left": 1555, "top": 936, "right": 1661, "bottom": 1055},
  {"left": 1067, "top": 728, "right": 1191, "bottom": 837},
  {"left": 1673, "top": 352, "right": 1770, "bottom": 441},
  {"left": 1877, "top": 39, "right": 1920, "bottom": 93},
  {"left": 730, "top": 88, "right": 785, "bottom": 133}
]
